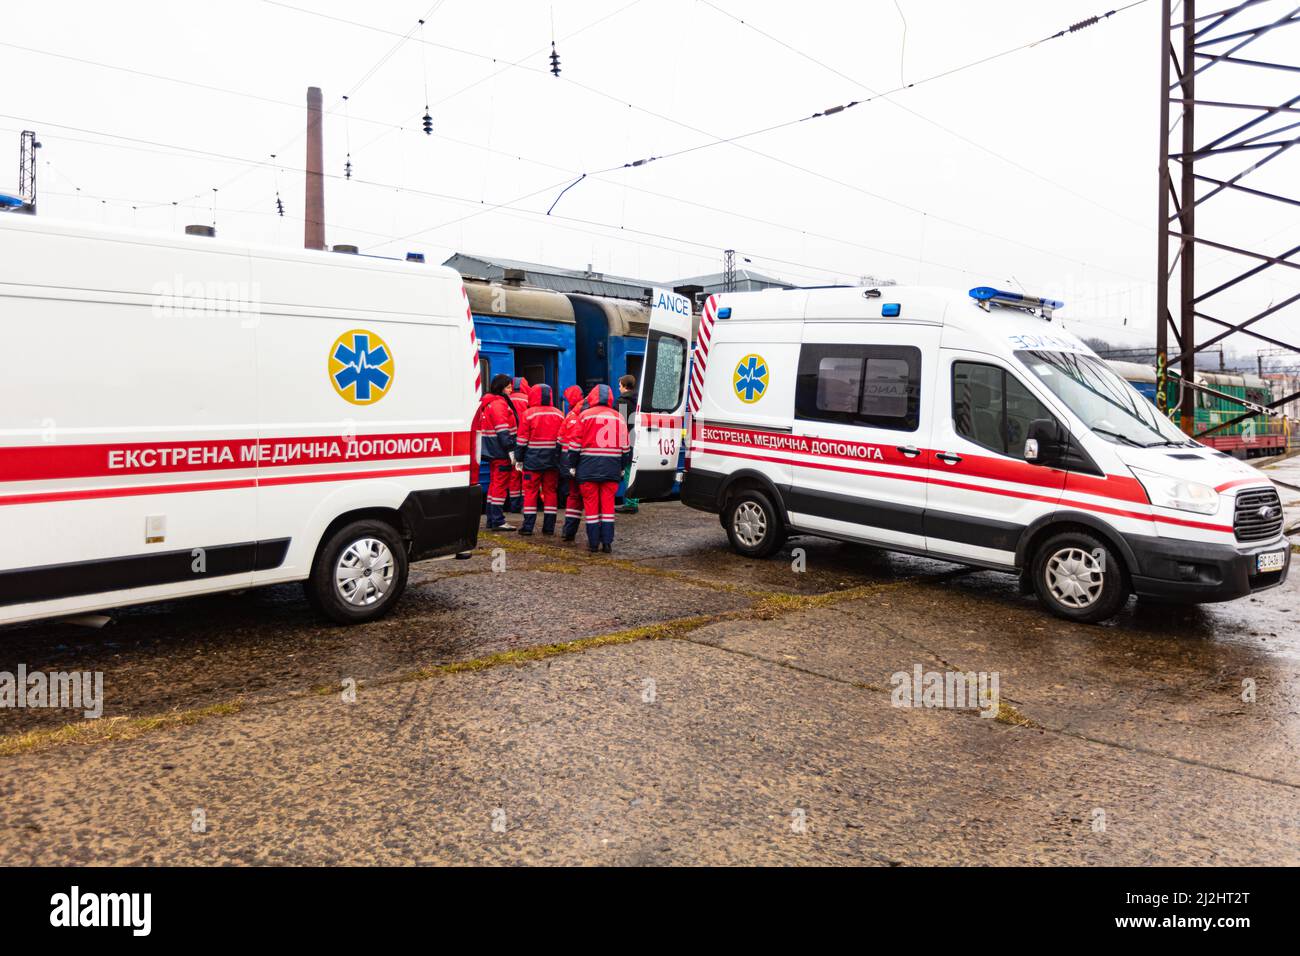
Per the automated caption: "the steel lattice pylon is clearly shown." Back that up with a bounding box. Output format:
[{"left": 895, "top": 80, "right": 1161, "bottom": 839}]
[{"left": 1155, "top": 0, "right": 1300, "bottom": 438}]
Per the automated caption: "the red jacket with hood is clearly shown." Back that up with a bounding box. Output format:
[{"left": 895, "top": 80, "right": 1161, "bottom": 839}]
[
  {"left": 565, "top": 384, "right": 632, "bottom": 483},
  {"left": 509, "top": 377, "right": 530, "bottom": 441},
  {"left": 473, "top": 391, "right": 517, "bottom": 462},
  {"left": 516, "top": 383, "right": 564, "bottom": 471}
]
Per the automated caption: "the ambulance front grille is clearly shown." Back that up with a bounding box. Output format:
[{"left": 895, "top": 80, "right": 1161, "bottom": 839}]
[{"left": 1233, "top": 487, "right": 1283, "bottom": 543}]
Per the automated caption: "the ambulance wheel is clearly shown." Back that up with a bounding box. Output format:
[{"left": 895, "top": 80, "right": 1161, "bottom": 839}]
[
  {"left": 307, "top": 520, "right": 409, "bottom": 624},
  {"left": 724, "top": 489, "right": 786, "bottom": 559},
  {"left": 1031, "top": 531, "right": 1128, "bottom": 624}
]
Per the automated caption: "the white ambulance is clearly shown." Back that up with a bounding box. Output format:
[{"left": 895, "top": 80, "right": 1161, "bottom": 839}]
[
  {"left": 673, "top": 285, "right": 1290, "bottom": 623},
  {"left": 0, "top": 216, "right": 482, "bottom": 627}
]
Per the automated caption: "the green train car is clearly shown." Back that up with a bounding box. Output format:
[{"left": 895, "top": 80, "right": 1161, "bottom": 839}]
[{"left": 1106, "top": 361, "right": 1290, "bottom": 459}]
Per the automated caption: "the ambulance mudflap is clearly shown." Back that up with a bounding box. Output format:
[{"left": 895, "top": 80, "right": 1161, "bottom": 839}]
[{"left": 626, "top": 287, "right": 692, "bottom": 500}]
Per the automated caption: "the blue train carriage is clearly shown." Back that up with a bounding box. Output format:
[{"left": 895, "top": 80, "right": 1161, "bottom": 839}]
[
  {"left": 565, "top": 293, "right": 651, "bottom": 394},
  {"left": 464, "top": 277, "right": 577, "bottom": 490}
]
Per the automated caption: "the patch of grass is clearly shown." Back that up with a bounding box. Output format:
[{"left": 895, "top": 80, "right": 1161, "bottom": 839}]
[
  {"left": 993, "top": 700, "right": 1037, "bottom": 728},
  {"left": 751, "top": 578, "right": 922, "bottom": 619},
  {"left": 0, "top": 700, "right": 244, "bottom": 758},
  {"left": 406, "top": 615, "right": 718, "bottom": 679}
]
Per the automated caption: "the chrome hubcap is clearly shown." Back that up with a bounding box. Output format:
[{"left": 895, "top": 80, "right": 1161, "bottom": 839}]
[
  {"left": 733, "top": 501, "right": 768, "bottom": 548},
  {"left": 335, "top": 538, "right": 395, "bottom": 607},
  {"left": 1045, "top": 547, "right": 1104, "bottom": 609}
]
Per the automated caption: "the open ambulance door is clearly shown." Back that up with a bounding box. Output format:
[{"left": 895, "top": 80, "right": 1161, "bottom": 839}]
[{"left": 626, "top": 287, "right": 693, "bottom": 500}]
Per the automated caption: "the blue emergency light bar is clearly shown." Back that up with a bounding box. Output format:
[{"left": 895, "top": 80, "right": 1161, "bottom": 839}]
[{"left": 969, "top": 286, "right": 1064, "bottom": 316}]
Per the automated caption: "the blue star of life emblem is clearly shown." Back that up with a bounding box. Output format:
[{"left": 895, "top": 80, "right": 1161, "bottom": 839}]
[
  {"left": 332, "top": 333, "right": 392, "bottom": 402},
  {"left": 733, "top": 354, "right": 769, "bottom": 404}
]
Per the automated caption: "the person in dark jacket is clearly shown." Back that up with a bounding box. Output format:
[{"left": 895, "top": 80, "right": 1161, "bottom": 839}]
[
  {"left": 515, "top": 383, "right": 564, "bottom": 535},
  {"left": 557, "top": 384, "right": 586, "bottom": 542},
  {"left": 616, "top": 373, "right": 640, "bottom": 514},
  {"left": 473, "top": 374, "right": 519, "bottom": 530},
  {"left": 506, "top": 376, "right": 530, "bottom": 512},
  {"left": 564, "top": 384, "right": 632, "bottom": 553}
]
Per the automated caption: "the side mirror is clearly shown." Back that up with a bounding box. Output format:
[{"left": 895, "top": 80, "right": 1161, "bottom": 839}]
[{"left": 1025, "top": 419, "right": 1065, "bottom": 466}]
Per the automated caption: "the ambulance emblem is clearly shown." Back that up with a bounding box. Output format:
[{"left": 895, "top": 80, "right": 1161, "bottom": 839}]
[
  {"left": 329, "top": 329, "right": 395, "bottom": 405},
  {"left": 733, "top": 354, "right": 769, "bottom": 404}
]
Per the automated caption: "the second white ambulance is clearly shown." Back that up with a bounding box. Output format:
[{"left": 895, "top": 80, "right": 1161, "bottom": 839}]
[{"left": 674, "top": 285, "right": 1289, "bottom": 623}]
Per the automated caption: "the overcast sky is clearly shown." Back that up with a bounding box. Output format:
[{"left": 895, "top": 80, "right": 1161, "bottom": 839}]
[{"left": 3, "top": 0, "right": 1296, "bottom": 353}]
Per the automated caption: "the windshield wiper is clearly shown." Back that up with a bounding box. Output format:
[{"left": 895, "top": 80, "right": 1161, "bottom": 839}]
[{"left": 1091, "top": 427, "right": 1145, "bottom": 448}]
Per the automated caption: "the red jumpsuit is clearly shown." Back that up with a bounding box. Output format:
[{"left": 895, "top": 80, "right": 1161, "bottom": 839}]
[
  {"left": 515, "top": 383, "right": 564, "bottom": 534},
  {"left": 565, "top": 385, "right": 632, "bottom": 551},
  {"left": 557, "top": 385, "right": 587, "bottom": 540},
  {"left": 473, "top": 392, "right": 518, "bottom": 528},
  {"left": 506, "top": 377, "right": 530, "bottom": 511}
]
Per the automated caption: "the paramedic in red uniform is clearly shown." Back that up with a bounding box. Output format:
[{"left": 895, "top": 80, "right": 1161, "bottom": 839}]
[
  {"left": 565, "top": 384, "right": 632, "bottom": 553},
  {"left": 514, "top": 383, "right": 564, "bottom": 536},
  {"left": 474, "top": 374, "right": 519, "bottom": 530},
  {"left": 506, "top": 376, "right": 530, "bottom": 513},
  {"left": 557, "top": 385, "right": 586, "bottom": 541}
]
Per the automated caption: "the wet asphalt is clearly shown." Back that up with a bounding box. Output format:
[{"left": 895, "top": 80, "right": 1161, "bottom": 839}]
[{"left": 0, "top": 502, "right": 1296, "bottom": 865}]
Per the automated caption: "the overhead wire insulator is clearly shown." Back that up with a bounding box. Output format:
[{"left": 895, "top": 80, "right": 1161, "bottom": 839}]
[
  {"left": 549, "top": 42, "right": 561, "bottom": 77},
  {"left": 275, "top": 194, "right": 285, "bottom": 217},
  {"left": 345, "top": 155, "right": 353, "bottom": 180},
  {"left": 422, "top": 110, "right": 433, "bottom": 135}
]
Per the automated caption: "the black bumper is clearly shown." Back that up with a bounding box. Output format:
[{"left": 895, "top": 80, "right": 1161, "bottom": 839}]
[
  {"left": 400, "top": 484, "right": 481, "bottom": 562},
  {"left": 680, "top": 469, "right": 725, "bottom": 513},
  {"left": 1127, "top": 532, "right": 1291, "bottom": 603}
]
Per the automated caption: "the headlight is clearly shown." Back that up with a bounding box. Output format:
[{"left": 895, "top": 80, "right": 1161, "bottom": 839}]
[{"left": 1131, "top": 468, "right": 1219, "bottom": 515}]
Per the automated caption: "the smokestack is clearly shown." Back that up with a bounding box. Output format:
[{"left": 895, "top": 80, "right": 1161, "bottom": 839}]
[{"left": 304, "top": 86, "right": 325, "bottom": 251}]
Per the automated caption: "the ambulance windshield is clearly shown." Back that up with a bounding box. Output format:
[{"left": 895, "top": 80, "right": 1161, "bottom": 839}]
[{"left": 1016, "top": 350, "right": 1191, "bottom": 448}]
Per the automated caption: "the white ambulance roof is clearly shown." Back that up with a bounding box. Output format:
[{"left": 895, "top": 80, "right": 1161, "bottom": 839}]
[
  {"left": 0, "top": 215, "right": 464, "bottom": 319},
  {"left": 712, "top": 286, "right": 1060, "bottom": 332}
]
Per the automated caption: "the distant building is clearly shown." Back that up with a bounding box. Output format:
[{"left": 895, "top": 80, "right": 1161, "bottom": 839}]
[{"left": 669, "top": 269, "right": 794, "bottom": 296}]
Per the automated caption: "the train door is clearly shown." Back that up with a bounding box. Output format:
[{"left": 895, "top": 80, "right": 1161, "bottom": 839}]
[
  {"left": 627, "top": 288, "right": 692, "bottom": 500},
  {"left": 514, "top": 347, "right": 556, "bottom": 390}
]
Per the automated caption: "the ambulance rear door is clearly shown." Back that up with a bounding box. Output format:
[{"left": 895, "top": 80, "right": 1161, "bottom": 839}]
[{"left": 626, "top": 287, "right": 693, "bottom": 500}]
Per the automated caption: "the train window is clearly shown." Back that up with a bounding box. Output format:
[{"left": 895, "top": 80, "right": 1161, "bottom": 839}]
[
  {"left": 479, "top": 357, "right": 490, "bottom": 396},
  {"left": 643, "top": 330, "right": 687, "bottom": 414}
]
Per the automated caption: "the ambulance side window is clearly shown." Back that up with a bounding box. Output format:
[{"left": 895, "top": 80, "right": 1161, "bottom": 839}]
[
  {"left": 796, "top": 344, "right": 921, "bottom": 431},
  {"left": 952, "top": 361, "right": 1054, "bottom": 456},
  {"left": 643, "top": 330, "right": 687, "bottom": 413}
]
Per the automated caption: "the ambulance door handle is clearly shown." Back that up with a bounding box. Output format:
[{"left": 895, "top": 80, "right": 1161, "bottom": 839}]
[
  {"left": 935, "top": 452, "right": 963, "bottom": 465},
  {"left": 896, "top": 445, "right": 921, "bottom": 458}
]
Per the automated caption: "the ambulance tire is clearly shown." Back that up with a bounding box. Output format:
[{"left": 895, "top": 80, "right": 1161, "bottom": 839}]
[
  {"left": 724, "top": 489, "right": 786, "bottom": 559},
  {"left": 306, "top": 519, "right": 409, "bottom": 624},
  {"left": 1030, "top": 530, "right": 1129, "bottom": 624}
]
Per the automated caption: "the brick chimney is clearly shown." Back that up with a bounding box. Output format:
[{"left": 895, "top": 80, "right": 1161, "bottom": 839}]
[{"left": 304, "top": 86, "right": 325, "bottom": 251}]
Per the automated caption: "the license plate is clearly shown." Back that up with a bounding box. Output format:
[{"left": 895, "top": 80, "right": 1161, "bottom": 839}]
[{"left": 1257, "top": 551, "right": 1286, "bottom": 573}]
